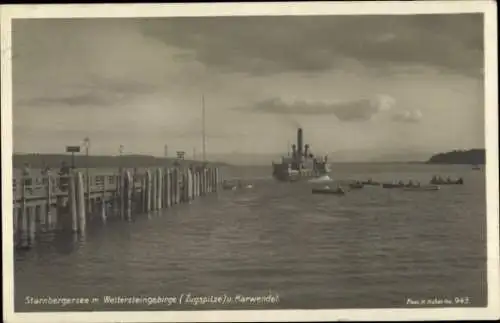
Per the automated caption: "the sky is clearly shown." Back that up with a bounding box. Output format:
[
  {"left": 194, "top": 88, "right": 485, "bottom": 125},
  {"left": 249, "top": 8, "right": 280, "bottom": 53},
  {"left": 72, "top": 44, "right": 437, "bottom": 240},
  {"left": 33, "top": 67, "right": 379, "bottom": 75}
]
[{"left": 11, "top": 14, "right": 485, "bottom": 161}]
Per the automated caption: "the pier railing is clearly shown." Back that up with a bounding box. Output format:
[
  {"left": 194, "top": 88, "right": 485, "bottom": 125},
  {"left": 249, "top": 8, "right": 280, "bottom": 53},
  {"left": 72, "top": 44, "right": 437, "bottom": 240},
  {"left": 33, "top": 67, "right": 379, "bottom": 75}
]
[{"left": 12, "top": 166, "right": 223, "bottom": 249}]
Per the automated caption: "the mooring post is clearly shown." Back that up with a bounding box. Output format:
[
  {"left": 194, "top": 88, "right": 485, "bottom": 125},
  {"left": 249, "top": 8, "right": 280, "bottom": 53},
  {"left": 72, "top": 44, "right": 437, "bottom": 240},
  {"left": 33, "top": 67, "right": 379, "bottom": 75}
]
[
  {"left": 156, "top": 168, "right": 163, "bottom": 210},
  {"left": 120, "top": 171, "right": 126, "bottom": 219},
  {"left": 215, "top": 168, "right": 220, "bottom": 191},
  {"left": 68, "top": 172, "right": 78, "bottom": 232},
  {"left": 19, "top": 176, "right": 29, "bottom": 248},
  {"left": 170, "top": 168, "right": 176, "bottom": 205},
  {"left": 171, "top": 168, "right": 177, "bottom": 205},
  {"left": 28, "top": 206, "right": 36, "bottom": 246},
  {"left": 152, "top": 169, "right": 159, "bottom": 211},
  {"left": 197, "top": 169, "right": 202, "bottom": 196},
  {"left": 124, "top": 170, "right": 133, "bottom": 221},
  {"left": 187, "top": 168, "right": 193, "bottom": 201},
  {"left": 45, "top": 174, "right": 52, "bottom": 225},
  {"left": 146, "top": 170, "right": 152, "bottom": 212},
  {"left": 203, "top": 169, "right": 208, "bottom": 195},
  {"left": 140, "top": 175, "right": 146, "bottom": 212},
  {"left": 101, "top": 175, "right": 107, "bottom": 222},
  {"left": 193, "top": 171, "right": 199, "bottom": 197},
  {"left": 175, "top": 168, "right": 182, "bottom": 204},
  {"left": 208, "top": 168, "right": 214, "bottom": 193},
  {"left": 76, "top": 172, "right": 86, "bottom": 232},
  {"left": 165, "top": 168, "right": 172, "bottom": 208}
]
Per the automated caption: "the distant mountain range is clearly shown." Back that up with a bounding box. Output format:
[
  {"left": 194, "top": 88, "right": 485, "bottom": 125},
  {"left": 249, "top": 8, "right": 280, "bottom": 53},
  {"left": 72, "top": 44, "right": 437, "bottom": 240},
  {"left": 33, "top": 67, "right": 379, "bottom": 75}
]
[{"left": 207, "top": 148, "right": 434, "bottom": 165}]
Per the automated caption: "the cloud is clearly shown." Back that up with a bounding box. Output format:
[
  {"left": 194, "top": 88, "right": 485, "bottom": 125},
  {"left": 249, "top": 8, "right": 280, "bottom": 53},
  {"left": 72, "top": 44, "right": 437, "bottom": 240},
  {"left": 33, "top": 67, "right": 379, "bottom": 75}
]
[
  {"left": 235, "top": 94, "right": 396, "bottom": 122},
  {"left": 141, "top": 14, "right": 483, "bottom": 77},
  {"left": 392, "top": 109, "right": 423, "bottom": 123}
]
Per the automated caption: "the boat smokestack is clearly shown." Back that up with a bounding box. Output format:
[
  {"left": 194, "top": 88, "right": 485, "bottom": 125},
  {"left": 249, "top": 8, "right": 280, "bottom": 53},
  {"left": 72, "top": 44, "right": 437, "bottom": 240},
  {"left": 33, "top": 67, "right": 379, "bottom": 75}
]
[
  {"left": 297, "top": 128, "right": 303, "bottom": 157},
  {"left": 291, "top": 144, "right": 297, "bottom": 158}
]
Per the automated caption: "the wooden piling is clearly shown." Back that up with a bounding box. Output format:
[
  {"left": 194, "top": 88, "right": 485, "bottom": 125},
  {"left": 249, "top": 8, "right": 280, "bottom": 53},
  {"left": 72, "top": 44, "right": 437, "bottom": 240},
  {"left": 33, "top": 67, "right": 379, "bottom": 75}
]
[
  {"left": 101, "top": 175, "right": 107, "bottom": 222},
  {"left": 46, "top": 175, "right": 52, "bottom": 221},
  {"left": 215, "top": 168, "right": 220, "bottom": 191},
  {"left": 120, "top": 171, "right": 126, "bottom": 219},
  {"left": 141, "top": 175, "right": 147, "bottom": 213},
  {"left": 20, "top": 206, "right": 29, "bottom": 248},
  {"left": 125, "top": 170, "right": 133, "bottom": 221},
  {"left": 28, "top": 205, "right": 38, "bottom": 245},
  {"left": 187, "top": 168, "right": 193, "bottom": 201},
  {"left": 175, "top": 168, "right": 182, "bottom": 204},
  {"left": 68, "top": 173, "right": 78, "bottom": 232},
  {"left": 151, "top": 170, "right": 158, "bottom": 211},
  {"left": 156, "top": 168, "right": 163, "bottom": 210},
  {"left": 194, "top": 171, "right": 200, "bottom": 197},
  {"left": 146, "top": 170, "right": 152, "bottom": 212},
  {"left": 208, "top": 168, "right": 213, "bottom": 193},
  {"left": 76, "top": 172, "right": 86, "bottom": 232},
  {"left": 20, "top": 176, "right": 28, "bottom": 247},
  {"left": 165, "top": 168, "right": 172, "bottom": 208}
]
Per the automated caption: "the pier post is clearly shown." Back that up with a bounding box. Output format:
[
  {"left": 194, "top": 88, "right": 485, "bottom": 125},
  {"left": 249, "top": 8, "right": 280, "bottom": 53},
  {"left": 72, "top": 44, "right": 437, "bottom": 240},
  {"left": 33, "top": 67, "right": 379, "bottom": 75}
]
[
  {"left": 85, "top": 174, "right": 91, "bottom": 215},
  {"left": 101, "top": 175, "right": 107, "bottom": 222},
  {"left": 199, "top": 170, "right": 204, "bottom": 196},
  {"left": 120, "top": 171, "right": 126, "bottom": 219},
  {"left": 202, "top": 169, "right": 208, "bottom": 195},
  {"left": 215, "top": 167, "right": 220, "bottom": 191},
  {"left": 46, "top": 174, "right": 52, "bottom": 224},
  {"left": 20, "top": 208, "right": 29, "bottom": 248},
  {"left": 176, "top": 168, "right": 182, "bottom": 204},
  {"left": 76, "top": 172, "right": 86, "bottom": 233},
  {"left": 165, "top": 168, "right": 172, "bottom": 208},
  {"left": 19, "top": 177, "right": 29, "bottom": 248},
  {"left": 187, "top": 168, "right": 193, "bottom": 201},
  {"left": 146, "top": 170, "right": 152, "bottom": 212},
  {"left": 28, "top": 206, "right": 36, "bottom": 246},
  {"left": 171, "top": 168, "right": 177, "bottom": 205},
  {"left": 69, "top": 172, "right": 78, "bottom": 232},
  {"left": 151, "top": 169, "right": 158, "bottom": 211},
  {"left": 180, "top": 170, "right": 186, "bottom": 202},
  {"left": 141, "top": 175, "right": 147, "bottom": 213},
  {"left": 194, "top": 171, "right": 200, "bottom": 197},
  {"left": 208, "top": 168, "right": 213, "bottom": 193},
  {"left": 156, "top": 168, "right": 163, "bottom": 210},
  {"left": 125, "top": 170, "right": 133, "bottom": 221}
]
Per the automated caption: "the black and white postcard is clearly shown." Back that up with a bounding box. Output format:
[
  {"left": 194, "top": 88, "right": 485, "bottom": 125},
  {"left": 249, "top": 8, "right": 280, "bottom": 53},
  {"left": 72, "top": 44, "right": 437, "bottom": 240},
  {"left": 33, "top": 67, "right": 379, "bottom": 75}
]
[{"left": 1, "top": 1, "right": 499, "bottom": 322}]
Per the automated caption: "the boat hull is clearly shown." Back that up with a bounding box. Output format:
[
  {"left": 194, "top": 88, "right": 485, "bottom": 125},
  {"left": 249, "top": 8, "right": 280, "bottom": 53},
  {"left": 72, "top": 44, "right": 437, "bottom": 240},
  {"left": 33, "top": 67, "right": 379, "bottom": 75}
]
[
  {"left": 404, "top": 185, "right": 440, "bottom": 191},
  {"left": 312, "top": 188, "right": 345, "bottom": 195}
]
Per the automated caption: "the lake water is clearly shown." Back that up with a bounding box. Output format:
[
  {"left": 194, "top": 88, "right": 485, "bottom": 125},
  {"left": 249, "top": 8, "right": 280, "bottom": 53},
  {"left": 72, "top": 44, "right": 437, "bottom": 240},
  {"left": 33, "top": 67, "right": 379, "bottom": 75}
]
[{"left": 13, "top": 163, "right": 487, "bottom": 311}]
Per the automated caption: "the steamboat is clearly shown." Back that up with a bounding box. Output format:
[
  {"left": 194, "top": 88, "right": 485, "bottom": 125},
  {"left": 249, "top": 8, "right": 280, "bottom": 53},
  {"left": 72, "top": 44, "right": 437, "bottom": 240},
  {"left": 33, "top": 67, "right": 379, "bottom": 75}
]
[{"left": 272, "top": 128, "right": 330, "bottom": 181}]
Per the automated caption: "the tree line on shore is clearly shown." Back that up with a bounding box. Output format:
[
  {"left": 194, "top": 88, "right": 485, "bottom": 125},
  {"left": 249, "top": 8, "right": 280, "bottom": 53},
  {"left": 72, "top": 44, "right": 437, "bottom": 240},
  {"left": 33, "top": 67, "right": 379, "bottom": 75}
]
[{"left": 426, "top": 149, "right": 485, "bottom": 165}]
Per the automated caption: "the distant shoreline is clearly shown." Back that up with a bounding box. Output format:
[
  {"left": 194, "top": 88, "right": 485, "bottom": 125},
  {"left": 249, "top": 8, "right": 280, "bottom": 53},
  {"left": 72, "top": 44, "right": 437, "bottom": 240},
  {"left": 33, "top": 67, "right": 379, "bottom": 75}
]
[
  {"left": 12, "top": 153, "right": 228, "bottom": 169},
  {"left": 425, "top": 149, "right": 485, "bottom": 165}
]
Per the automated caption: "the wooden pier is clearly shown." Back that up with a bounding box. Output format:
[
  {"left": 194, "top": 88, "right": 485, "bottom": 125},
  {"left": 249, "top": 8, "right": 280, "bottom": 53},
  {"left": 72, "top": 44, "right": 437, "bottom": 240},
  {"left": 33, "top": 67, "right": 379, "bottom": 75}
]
[{"left": 12, "top": 166, "right": 223, "bottom": 249}]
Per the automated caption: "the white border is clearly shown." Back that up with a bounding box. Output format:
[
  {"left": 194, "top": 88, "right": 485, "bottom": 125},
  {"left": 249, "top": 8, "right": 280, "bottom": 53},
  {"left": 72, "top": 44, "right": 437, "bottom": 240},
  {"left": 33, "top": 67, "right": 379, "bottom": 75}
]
[{"left": 1, "top": 1, "right": 498, "bottom": 322}]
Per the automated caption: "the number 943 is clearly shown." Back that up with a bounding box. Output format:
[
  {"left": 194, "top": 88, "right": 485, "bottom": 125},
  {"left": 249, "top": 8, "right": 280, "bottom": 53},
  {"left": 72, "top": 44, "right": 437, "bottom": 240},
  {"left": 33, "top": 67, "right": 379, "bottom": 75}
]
[{"left": 454, "top": 297, "right": 471, "bottom": 305}]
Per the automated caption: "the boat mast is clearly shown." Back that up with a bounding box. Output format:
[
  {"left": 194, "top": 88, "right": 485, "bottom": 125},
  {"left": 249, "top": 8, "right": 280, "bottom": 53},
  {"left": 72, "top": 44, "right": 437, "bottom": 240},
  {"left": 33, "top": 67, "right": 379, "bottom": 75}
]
[{"left": 202, "top": 94, "right": 206, "bottom": 162}]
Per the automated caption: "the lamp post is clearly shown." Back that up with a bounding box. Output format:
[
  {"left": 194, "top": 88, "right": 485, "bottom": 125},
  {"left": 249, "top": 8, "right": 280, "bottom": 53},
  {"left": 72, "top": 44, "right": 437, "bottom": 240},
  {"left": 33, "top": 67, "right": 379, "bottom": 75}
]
[{"left": 83, "top": 137, "right": 91, "bottom": 210}]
